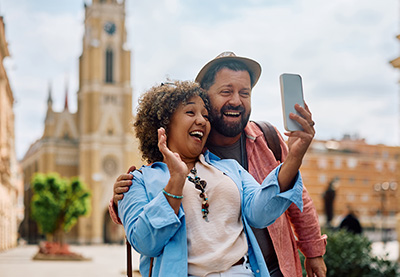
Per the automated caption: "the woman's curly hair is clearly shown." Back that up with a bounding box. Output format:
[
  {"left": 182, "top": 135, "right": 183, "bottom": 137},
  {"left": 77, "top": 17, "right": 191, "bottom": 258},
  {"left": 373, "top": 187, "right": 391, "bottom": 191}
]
[{"left": 134, "top": 80, "right": 210, "bottom": 164}]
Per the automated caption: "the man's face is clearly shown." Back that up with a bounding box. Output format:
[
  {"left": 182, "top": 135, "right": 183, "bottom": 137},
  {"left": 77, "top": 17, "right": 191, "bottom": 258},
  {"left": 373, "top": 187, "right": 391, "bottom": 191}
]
[{"left": 207, "top": 68, "right": 252, "bottom": 137}]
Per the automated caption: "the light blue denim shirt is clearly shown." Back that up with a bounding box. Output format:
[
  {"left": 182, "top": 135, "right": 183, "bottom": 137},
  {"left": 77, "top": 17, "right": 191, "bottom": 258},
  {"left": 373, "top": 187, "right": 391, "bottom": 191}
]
[{"left": 118, "top": 150, "right": 303, "bottom": 277}]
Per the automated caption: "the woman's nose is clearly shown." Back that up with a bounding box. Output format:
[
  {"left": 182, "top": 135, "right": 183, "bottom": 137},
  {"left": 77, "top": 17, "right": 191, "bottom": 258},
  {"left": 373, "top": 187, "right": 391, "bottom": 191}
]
[{"left": 195, "top": 114, "right": 206, "bottom": 125}]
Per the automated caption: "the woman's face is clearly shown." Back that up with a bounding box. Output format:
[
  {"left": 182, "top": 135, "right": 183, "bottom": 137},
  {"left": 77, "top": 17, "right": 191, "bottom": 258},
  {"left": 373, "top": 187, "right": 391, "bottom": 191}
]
[{"left": 167, "top": 96, "right": 211, "bottom": 162}]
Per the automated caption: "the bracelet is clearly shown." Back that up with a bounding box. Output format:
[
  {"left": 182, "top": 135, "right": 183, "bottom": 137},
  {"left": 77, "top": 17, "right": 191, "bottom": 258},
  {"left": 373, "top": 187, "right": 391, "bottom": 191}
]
[{"left": 162, "top": 188, "right": 183, "bottom": 199}]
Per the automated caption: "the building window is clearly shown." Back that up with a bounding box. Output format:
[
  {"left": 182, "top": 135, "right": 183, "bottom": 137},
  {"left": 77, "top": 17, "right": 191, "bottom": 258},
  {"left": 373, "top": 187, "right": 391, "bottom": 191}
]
[
  {"left": 318, "top": 174, "right": 327, "bottom": 184},
  {"left": 317, "top": 158, "right": 328, "bottom": 169},
  {"left": 346, "top": 193, "right": 355, "bottom": 202},
  {"left": 334, "top": 158, "right": 342, "bottom": 169},
  {"left": 375, "top": 161, "right": 383, "bottom": 172},
  {"left": 388, "top": 161, "right": 396, "bottom": 172},
  {"left": 347, "top": 158, "right": 357, "bottom": 169},
  {"left": 105, "top": 48, "right": 113, "bottom": 83},
  {"left": 104, "top": 95, "right": 117, "bottom": 104},
  {"left": 361, "top": 194, "right": 369, "bottom": 202}
]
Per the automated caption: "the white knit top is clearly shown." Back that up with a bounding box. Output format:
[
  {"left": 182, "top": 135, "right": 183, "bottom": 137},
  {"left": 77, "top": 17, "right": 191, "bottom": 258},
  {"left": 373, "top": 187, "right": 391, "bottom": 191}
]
[{"left": 182, "top": 154, "right": 248, "bottom": 276}]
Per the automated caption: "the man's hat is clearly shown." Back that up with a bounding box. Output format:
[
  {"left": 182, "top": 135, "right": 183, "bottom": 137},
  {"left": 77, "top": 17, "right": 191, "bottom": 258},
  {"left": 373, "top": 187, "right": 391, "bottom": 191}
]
[{"left": 195, "top": 51, "right": 262, "bottom": 88}]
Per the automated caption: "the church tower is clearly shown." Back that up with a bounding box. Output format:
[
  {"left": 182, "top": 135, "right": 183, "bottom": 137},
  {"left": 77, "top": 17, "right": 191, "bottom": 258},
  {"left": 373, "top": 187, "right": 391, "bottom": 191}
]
[
  {"left": 77, "top": 0, "right": 139, "bottom": 243},
  {"left": 20, "top": 0, "right": 141, "bottom": 244}
]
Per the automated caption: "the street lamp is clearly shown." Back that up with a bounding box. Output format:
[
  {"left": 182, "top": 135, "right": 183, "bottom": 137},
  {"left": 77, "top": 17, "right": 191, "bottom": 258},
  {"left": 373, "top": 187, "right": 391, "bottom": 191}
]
[{"left": 374, "top": 182, "right": 398, "bottom": 243}]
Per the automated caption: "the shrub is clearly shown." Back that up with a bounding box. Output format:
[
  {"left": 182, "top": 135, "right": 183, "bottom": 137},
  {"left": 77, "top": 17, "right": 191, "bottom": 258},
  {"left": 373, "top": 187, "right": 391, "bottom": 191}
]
[{"left": 299, "top": 229, "right": 400, "bottom": 276}]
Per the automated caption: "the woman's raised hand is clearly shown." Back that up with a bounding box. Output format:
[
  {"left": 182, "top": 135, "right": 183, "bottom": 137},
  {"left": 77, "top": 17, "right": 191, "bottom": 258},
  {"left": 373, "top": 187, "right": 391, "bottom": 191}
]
[{"left": 158, "top": 128, "right": 189, "bottom": 178}]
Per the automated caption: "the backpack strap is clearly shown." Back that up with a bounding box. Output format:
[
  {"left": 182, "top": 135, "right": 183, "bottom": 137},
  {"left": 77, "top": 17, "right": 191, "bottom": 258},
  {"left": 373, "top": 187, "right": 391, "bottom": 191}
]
[
  {"left": 126, "top": 239, "right": 153, "bottom": 277},
  {"left": 252, "top": 121, "right": 282, "bottom": 162},
  {"left": 149, "top": 257, "right": 154, "bottom": 277},
  {"left": 125, "top": 169, "right": 153, "bottom": 277},
  {"left": 126, "top": 238, "right": 132, "bottom": 277}
]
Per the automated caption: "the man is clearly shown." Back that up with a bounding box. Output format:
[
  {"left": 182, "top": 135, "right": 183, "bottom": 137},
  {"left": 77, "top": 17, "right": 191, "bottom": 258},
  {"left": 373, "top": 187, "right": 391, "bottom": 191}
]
[{"left": 109, "top": 52, "right": 327, "bottom": 277}]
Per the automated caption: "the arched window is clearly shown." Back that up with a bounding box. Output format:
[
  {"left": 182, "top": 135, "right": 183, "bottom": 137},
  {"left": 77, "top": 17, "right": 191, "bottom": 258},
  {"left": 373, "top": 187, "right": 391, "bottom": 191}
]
[{"left": 105, "top": 48, "right": 113, "bottom": 83}]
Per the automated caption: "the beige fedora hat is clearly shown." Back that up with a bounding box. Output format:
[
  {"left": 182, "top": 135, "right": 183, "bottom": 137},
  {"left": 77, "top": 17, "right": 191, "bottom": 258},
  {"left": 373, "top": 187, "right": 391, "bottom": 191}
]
[{"left": 195, "top": 51, "right": 262, "bottom": 88}]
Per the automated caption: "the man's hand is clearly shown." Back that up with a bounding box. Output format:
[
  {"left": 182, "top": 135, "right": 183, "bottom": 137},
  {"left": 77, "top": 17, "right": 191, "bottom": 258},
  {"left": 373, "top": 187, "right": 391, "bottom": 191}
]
[
  {"left": 112, "top": 165, "right": 136, "bottom": 206},
  {"left": 304, "top": 256, "right": 327, "bottom": 277},
  {"left": 284, "top": 102, "right": 315, "bottom": 160},
  {"left": 278, "top": 102, "right": 315, "bottom": 190}
]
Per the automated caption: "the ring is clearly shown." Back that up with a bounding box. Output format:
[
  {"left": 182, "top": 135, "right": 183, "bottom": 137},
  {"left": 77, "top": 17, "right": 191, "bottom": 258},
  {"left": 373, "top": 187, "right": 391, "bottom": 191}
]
[{"left": 310, "top": 121, "right": 315, "bottom": 127}]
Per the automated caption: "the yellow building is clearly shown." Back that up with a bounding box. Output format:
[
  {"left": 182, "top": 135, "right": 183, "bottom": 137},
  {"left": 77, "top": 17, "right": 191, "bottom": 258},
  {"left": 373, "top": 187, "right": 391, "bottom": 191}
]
[
  {"left": 389, "top": 28, "right": 400, "bottom": 261},
  {"left": 20, "top": 0, "right": 141, "bottom": 244},
  {"left": 301, "top": 136, "right": 400, "bottom": 231},
  {"left": 0, "top": 15, "right": 24, "bottom": 251}
]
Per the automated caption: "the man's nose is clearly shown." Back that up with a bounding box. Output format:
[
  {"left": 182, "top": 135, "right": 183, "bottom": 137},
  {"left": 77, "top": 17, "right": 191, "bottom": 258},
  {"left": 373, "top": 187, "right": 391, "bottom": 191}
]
[{"left": 228, "top": 92, "right": 241, "bottom": 106}]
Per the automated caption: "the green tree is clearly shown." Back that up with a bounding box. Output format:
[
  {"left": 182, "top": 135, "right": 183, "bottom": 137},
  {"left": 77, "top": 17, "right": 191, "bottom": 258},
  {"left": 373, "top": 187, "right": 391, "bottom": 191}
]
[{"left": 30, "top": 172, "right": 91, "bottom": 244}]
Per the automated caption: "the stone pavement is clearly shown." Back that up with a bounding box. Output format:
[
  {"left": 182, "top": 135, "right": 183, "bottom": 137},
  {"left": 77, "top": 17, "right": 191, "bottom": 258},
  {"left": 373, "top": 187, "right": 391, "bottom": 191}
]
[
  {"left": 0, "top": 244, "right": 141, "bottom": 277},
  {"left": 0, "top": 241, "right": 398, "bottom": 277}
]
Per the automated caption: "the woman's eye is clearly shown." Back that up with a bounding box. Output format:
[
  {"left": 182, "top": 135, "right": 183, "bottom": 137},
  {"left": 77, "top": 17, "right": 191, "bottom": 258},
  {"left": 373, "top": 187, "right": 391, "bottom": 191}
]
[
  {"left": 203, "top": 114, "right": 209, "bottom": 120},
  {"left": 186, "top": 110, "right": 194, "bottom": 115}
]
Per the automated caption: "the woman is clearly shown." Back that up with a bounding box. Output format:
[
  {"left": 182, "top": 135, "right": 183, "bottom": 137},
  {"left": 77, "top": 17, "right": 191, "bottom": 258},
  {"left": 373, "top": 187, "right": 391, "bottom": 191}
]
[{"left": 118, "top": 81, "right": 304, "bottom": 277}]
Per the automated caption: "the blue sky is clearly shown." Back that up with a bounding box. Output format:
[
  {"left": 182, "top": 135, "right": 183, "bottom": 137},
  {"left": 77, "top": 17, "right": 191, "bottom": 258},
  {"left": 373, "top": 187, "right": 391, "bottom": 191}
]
[{"left": 2, "top": 0, "right": 400, "bottom": 159}]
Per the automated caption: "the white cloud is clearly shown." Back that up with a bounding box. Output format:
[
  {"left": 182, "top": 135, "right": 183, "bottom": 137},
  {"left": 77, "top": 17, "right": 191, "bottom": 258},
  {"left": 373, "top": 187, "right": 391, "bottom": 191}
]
[{"left": 3, "top": 0, "right": 400, "bottom": 159}]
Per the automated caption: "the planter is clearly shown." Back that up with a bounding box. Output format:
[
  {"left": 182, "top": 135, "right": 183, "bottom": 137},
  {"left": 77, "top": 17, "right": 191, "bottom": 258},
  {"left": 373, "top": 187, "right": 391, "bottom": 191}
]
[{"left": 32, "top": 241, "right": 91, "bottom": 261}]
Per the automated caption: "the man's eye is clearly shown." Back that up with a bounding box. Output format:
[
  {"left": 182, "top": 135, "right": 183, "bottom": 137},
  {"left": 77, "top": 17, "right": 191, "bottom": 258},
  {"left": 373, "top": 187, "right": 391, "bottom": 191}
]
[
  {"left": 186, "top": 111, "right": 194, "bottom": 115},
  {"left": 240, "top": 91, "right": 250, "bottom": 97},
  {"left": 221, "top": 90, "right": 231, "bottom": 95}
]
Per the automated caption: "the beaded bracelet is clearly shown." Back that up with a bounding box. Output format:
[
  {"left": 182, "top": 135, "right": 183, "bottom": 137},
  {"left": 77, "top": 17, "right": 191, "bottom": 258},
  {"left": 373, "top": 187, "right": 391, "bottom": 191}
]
[{"left": 162, "top": 188, "right": 184, "bottom": 199}]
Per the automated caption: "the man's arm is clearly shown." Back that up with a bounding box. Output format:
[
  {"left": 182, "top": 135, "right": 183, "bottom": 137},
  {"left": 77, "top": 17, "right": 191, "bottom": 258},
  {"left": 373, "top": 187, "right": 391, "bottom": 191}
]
[
  {"left": 279, "top": 103, "right": 327, "bottom": 276},
  {"left": 276, "top": 120, "right": 327, "bottom": 258},
  {"left": 108, "top": 166, "right": 135, "bottom": 225}
]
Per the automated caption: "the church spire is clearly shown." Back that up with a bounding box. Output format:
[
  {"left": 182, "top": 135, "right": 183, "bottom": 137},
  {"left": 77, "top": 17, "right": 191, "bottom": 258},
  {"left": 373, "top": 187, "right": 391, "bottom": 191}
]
[
  {"left": 64, "top": 76, "right": 69, "bottom": 111},
  {"left": 47, "top": 81, "right": 53, "bottom": 109}
]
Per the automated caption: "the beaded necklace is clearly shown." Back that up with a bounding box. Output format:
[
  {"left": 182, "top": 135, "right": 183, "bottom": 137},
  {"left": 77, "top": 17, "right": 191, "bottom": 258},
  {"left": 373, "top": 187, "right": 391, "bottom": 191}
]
[{"left": 187, "top": 167, "right": 209, "bottom": 222}]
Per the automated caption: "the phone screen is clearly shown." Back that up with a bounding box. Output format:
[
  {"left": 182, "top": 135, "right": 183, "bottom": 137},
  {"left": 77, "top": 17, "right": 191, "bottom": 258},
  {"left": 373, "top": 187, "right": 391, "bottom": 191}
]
[{"left": 280, "top": 73, "right": 305, "bottom": 131}]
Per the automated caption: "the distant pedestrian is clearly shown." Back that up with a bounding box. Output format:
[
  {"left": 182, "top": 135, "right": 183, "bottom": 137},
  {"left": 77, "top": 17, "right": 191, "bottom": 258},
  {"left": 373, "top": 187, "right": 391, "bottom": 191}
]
[
  {"left": 323, "top": 179, "right": 338, "bottom": 227},
  {"left": 339, "top": 206, "right": 362, "bottom": 235}
]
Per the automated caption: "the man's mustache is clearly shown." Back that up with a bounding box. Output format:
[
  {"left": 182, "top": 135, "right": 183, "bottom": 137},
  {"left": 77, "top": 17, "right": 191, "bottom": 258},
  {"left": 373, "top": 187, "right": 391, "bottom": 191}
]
[{"left": 220, "top": 105, "right": 245, "bottom": 114}]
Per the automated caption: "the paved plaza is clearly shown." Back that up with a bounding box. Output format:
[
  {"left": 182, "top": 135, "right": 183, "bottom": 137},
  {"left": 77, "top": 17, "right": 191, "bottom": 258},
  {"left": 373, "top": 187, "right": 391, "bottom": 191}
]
[
  {"left": 0, "top": 244, "right": 141, "bottom": 277},
  {"left": 0, "top": 241, "right": 398, "bottom": 277}
]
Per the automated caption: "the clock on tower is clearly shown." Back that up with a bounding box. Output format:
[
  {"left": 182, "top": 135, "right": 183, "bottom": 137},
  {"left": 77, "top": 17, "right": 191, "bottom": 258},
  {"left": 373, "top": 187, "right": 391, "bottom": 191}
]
[{"left": 103, "top": 21, "right": 116, "bottom": 35}]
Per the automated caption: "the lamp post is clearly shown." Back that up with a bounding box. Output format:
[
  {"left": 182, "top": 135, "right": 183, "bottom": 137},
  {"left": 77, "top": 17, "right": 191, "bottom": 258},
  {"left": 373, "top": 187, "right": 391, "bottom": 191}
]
[{"left": 374, "top": 182, "right": 398, "bottom": 244}]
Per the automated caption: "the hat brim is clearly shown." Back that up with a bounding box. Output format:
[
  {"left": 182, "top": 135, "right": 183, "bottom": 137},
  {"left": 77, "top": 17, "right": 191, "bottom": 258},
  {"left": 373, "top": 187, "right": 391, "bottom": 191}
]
[{"left": 195, "top": 55, "right": 261, "bottom": 88}]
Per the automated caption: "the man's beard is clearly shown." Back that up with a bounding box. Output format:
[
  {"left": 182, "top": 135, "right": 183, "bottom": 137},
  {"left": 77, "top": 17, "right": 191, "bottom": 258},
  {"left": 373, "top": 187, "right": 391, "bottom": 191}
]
[{"left": 210, "top": 105, "right": 251, "bottom": 137}]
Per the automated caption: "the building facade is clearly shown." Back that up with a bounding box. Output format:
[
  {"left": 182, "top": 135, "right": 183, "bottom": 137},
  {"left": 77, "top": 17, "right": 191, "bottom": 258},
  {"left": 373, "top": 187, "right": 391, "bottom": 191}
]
[
  {"left": 0, "top": 16, "right": 24, "bottom": 251},
  {"left": 301, "top": 135, "right": 400, "bottom": 231},
  {"left": 20, "top": 0, "right": 142, "bottom": 244}
]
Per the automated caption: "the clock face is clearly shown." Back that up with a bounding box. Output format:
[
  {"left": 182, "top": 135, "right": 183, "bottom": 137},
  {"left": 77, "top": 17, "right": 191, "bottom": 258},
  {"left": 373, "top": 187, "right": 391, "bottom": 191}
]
[{"left": 104, "top": 21, "right": 116, "bottom": 35}]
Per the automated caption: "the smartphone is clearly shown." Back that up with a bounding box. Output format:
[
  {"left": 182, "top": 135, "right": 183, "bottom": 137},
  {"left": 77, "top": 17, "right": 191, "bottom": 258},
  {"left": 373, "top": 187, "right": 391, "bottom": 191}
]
[{"left": 279, "top": 73, "right": 305, "bottom": 131}]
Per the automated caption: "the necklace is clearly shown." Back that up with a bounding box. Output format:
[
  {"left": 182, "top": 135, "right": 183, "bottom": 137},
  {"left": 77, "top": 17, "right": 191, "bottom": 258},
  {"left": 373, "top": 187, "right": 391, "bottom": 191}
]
[{"left": 187, "top": 167, "right": 209, "bottom": 222}]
